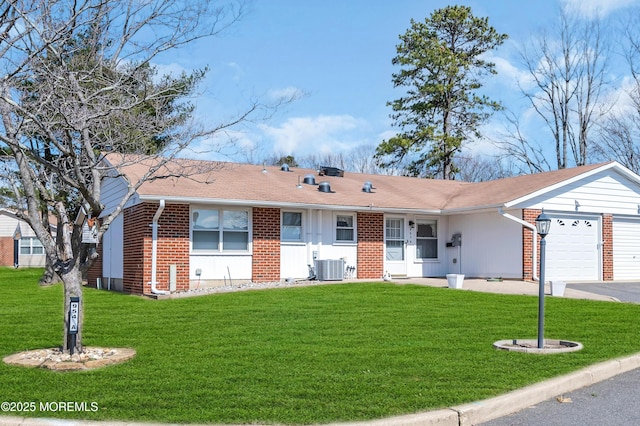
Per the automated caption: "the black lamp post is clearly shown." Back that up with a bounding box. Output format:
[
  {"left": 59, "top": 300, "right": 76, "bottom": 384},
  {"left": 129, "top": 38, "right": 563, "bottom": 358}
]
[{"left": 535, "top": 209, "right": 551, "bottom": 349}]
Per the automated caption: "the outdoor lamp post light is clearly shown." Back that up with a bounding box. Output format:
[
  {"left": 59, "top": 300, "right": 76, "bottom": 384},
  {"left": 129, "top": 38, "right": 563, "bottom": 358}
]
[{"left": 535, "top": 209, "right": 551, "bottom": 349}]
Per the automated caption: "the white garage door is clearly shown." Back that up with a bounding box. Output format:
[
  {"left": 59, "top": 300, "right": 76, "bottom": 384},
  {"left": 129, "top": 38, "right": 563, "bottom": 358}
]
[
  {"left": 544, "top": 215, "right": 600, "bottom": 281},
  {"left": 613, "top": 218, "right": 640, "bottom": 280}
]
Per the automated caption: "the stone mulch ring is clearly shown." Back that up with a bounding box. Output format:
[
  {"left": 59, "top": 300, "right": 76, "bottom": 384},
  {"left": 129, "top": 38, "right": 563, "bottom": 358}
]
[{"left": 3, "top": 347, "right": 136, "bottom": 371}]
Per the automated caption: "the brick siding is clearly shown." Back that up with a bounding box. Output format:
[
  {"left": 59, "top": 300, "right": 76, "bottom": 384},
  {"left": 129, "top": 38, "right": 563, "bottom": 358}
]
[
  {"left": 123, "top": 202, "right": 190, "bottom": 295},
  {"left": 602, "top": 214, "right": 613, "bottom": 281},
  {"left": 252, "top": 207, "right": 281, "bottom": 282},
  {"left": 356, "top": 211, "right": 384, "bottom": 279},
  {"left": 0, "top": 236, "right": 14, "bottom": 267},
  {"left": 522, "top": 209, "right": 540, "bottom": 281},
  {"left": 86, "top": 239, "right": 103, "bottom": 287}
]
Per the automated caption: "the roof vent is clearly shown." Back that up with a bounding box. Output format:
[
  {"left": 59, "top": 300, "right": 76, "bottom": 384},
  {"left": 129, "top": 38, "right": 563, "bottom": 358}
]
[
  {"left": 280, "top": 163, "right": 290, "bottom": 172},
  {"left": 319, "top": 166, "right": 344, "bottom": 177},
  {"left": 362, "top": 181, "right": 374, "bottom": 193},
  {"left": 318, "top": 181, "right": 334, "bottom": 193},
  {"left": 303, "top": 174, "right": 317, "bottom": 185}
]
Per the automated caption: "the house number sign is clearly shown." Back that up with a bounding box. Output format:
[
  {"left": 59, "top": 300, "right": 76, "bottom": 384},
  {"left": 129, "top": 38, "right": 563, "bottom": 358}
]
[{"left": 69, "top": 297, "right": 79, "bottom": 335}]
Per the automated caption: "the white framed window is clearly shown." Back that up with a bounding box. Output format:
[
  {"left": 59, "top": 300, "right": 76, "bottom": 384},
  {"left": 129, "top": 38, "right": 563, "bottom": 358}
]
[
  {"left": 416, "top": 220, "right": 438, "bottom": 259},
  {"left": 20, "top": 237, "right": 44, "bottom": 255},
  {"left": 282, "top": 211, "right": 303, "bottom": 241},
  {"left": 191, "top": 207, "right": 249, "bottom": 252},
  {"left": 335, "top": 213, "right": 355, "bottom": 242}
]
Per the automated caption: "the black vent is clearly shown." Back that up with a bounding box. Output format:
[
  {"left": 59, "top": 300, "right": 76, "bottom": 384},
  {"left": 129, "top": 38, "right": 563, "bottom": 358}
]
[
  {"left": 303, "top": 174, "right": 317, "bottom": 185},
  {"left": 318, "top": 181, "right": 334, "bottom": 193},
  {"left": 319, "top": 166, "right": 344, "bottom": 177},
  {"left": 280, "top": 164, "right": 290, "bottom": 172}
]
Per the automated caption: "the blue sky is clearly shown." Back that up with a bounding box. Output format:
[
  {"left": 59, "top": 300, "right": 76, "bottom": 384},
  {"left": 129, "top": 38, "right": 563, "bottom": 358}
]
[{"left": 158, "top": 0, "right": 640, "bottom": 164}]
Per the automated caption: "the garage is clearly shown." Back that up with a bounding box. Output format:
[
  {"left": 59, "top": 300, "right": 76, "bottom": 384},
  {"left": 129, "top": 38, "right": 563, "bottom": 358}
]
[
  {"left": 613, "top": 218, "right": 640, "bottom": 280},
  {"left": 544, "top": 214, "right": 600, "bottom": 281}
]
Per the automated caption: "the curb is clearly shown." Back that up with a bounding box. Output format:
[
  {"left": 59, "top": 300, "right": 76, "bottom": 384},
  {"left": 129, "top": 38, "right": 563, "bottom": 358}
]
[
  {"left": 354, "top": 352, "right": 640, "bottom": 426},
  {"left": 2, "top": 353, "right": 640, "bottom": 426}
]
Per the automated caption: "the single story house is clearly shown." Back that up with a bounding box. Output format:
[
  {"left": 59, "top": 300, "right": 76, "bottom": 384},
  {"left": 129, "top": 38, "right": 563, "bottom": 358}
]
[
  {"left": 0, "top": 208, "right": 53, "bottom": 268},
  {"left": 89, "top": 156, "right": 640, "bottom": 295}
]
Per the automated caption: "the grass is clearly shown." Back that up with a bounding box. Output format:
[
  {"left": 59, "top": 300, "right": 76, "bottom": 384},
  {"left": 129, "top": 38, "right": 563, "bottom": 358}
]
[{"left": 2, "top": 267, "right": 640, "bottom": 424}]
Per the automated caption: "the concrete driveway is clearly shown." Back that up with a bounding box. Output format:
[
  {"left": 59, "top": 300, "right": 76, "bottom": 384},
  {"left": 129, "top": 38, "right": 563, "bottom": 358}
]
[{"left": 567, "top": 282, "right": 640, "bottom": 303}]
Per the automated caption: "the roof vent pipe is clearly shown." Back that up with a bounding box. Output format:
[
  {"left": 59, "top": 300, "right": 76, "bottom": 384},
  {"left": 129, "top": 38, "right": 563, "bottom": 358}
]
[{"left": 318, "top": 181, "right": 334, "bottom": 193}]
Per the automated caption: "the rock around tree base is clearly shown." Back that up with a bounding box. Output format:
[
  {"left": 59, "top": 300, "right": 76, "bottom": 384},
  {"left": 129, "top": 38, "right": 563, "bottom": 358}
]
[
  {"left": 3, "top": 347, "right": 136, "bottom": 370},
  {"left": 493, "top": 339, "right": 583, "bottom": 354}
]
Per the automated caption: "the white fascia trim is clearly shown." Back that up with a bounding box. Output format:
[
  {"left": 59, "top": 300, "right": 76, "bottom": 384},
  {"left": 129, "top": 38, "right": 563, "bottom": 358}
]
[{"left": 138, "top": 195, "right": 442, "bottom": 214}]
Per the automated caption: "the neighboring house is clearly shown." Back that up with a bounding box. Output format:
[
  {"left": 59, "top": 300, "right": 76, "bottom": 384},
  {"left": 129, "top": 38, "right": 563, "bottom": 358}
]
[
  {"left": 0, "top": 209, "right": 53, "bottom": 268},
  {"left": 89, "top": 156, "right": 640, "bottom": 296}
]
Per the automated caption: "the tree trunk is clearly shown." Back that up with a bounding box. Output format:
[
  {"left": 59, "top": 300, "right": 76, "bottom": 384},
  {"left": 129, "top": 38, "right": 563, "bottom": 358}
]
[
  {"left": 61, "top": 266, "right": 84, "bottom": 354},
  {"left": 39, "top": 257, "right": 62, "bottom": 286}
]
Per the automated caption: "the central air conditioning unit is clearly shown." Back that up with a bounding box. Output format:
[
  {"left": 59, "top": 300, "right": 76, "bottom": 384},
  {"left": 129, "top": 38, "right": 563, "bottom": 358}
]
[{"left": 315, "top": 259, "right": 345, "bottom": 281}]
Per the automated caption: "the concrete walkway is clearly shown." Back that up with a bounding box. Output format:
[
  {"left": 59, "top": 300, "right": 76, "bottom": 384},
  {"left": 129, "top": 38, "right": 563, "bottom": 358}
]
[
  {"left": 1, "top": 277, "right": 634, "bottom": 426},
  {"left": 394, "top": 277, "right": 620, "bottom": 302}
]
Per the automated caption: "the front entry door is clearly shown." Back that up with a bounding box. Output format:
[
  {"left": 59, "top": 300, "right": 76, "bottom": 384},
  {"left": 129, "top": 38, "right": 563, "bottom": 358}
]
[{"left": 385, "top": 217, "right": 407, "bottom": 276}]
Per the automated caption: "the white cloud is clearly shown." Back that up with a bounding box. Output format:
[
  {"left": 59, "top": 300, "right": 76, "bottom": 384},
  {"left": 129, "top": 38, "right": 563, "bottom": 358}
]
[
  {"left": 561, "top": 0, "right": 638, "bottom": 18},
  {"left": 267, "top": 86, "right": 304, "bottom": 102},
  {"left": 154, "top": 62, "right": 189, "bottom": 78},
  {"left": 258, "top": 115, "right": 371, "bottom": 156}
]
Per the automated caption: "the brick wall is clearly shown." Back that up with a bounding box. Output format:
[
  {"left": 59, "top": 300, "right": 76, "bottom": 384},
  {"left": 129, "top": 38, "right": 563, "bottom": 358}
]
[
  {"left": 122, "top": 202, "right": 190, "bottom": 295},
  {"left": 602, "top": 214, "right": 613, "bottom": 281},
  {"left": 522, "top": 209, "right": 540, "bottom": 281},
  {"left": 357, "top": 211, "right": 384, "bottom": 279},
  {"left": 252, "top": 207, "right": 281, "bottom": 282},
  {"left": 0, "top": 236, "right": 14, "bottom": 267},
  {"left": 86, "top": 240, "right": 103, "bottom": 287}
]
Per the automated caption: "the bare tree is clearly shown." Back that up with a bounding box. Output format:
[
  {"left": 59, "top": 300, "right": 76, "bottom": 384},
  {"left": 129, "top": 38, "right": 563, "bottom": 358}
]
[
  {"left": 0, "top": 0, "right": 291, "bottom": 354},
  {"left": 593, "top": 12, "right": 640, "bottom": 173},
  {"left": 455, "top": 154, "right": 516, "bottom": 182},
  {"left": 494, "top": 111, "right": 553, "bottom": 174},
  {"left": 518, "top": 8, "right": 610, "bottom": 169}
]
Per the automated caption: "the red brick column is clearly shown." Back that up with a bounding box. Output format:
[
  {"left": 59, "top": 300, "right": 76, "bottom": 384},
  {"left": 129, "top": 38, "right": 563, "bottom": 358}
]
[
  {"left": 357, "top": 212, "right": 384, "bottom": 279},
  {"left": 252, "top": 207, "right": 281, "bottom": 282},
  {"left": 602, "top": 214, "right": 613, "bottom": 281},
  {"left": 0, "top": 236, "right": 13, "bottom": 267},
  {"left": 123, "top": 203, "right": 152, "bottom": 294},
  {"left": 522, "top": 209, "right": 541, "bottom": 281},
  {"left": 86, "top": 239, "right": 103, "bottom": 287},
  {"left": 122, "top": 202, "right": 189, "bottom": 295}
]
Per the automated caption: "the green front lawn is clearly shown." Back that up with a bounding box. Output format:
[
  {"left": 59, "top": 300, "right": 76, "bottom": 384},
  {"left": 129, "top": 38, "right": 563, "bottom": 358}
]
[{"left": 1, "top": 267, "right": 640, "bottom": 424}]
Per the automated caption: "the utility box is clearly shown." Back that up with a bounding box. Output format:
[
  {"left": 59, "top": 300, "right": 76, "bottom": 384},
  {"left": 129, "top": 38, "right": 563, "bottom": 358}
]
[{"left": 315, "top": 259, "right": 344, "bottom": 281}]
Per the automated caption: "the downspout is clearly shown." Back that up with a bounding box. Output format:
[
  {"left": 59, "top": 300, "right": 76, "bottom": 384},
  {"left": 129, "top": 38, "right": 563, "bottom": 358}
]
[
  {"left": 498, "top": 208, "right": 539, "bottom": 281},
  {"left": 150, "top": 200, "right": 168, "bottom": 295}
]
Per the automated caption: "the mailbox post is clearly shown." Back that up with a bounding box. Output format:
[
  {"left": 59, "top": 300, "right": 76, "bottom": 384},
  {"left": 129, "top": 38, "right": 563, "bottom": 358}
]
[{"left": 68, "top": 297, "right": 80, "bottom": 355}]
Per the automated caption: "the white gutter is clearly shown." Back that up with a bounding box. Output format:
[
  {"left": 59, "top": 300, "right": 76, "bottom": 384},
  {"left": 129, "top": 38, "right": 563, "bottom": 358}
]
[
  {"left": 498, "top": 208, "right": 539, "bottom": 281},
  {"left": 150, "top": 200, "right": 168, "bottom": 295},
  {"left": 137, "top": 195, "right": 441, "bottom": 215}
]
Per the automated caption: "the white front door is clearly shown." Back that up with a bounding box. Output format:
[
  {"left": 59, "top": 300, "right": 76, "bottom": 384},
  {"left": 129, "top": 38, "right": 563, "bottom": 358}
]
[{"left": 385, "top": 217, "right": 407, "bottom": 276}]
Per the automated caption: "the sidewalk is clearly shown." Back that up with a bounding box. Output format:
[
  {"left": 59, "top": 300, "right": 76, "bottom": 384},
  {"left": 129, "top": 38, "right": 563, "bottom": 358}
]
[{"left": 394, "top": 277, "right": 620, "bottom": 302}]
